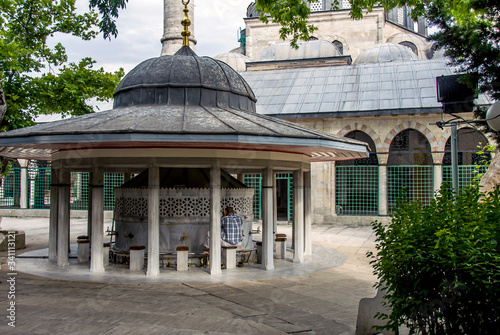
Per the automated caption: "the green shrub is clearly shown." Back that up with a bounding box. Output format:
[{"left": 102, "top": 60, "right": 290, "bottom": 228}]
[{"left": 368, "top": 184, "right": 500, "bottom": 334}]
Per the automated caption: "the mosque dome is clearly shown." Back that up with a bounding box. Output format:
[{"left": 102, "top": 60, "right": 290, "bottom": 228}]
[
  {"left": 213, "top": 52, "right": 251, "bottom": 72},
  {"left": 260, "top": 40, "right": 341, "bottom": 61},
  {"left": 114, "top": 46, "right": 256, "bottom": 111},
  {"left": 353, "top": 43, "right": 418, "bottom": 65}
]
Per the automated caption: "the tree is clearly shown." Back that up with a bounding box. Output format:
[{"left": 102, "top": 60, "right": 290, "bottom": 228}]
[
  {"left": 0, "top": 0, "right": 124, "bottom": 132},
  {"left": 253, "top": 0, "right": 317, "bottom": 47},
  {"left": 88, "top": 0, "right": 128, "bottom": 39},
  {"left": 0, "top": 85, "right": 5, "bottom": 121},
  {"left": 369, "top": 183, "right": 500, "bottom": 334}
]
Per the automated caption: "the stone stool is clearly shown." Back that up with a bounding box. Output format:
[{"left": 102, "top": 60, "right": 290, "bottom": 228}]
[
  {"left": 256, "top": 241, "right": 262, "bottom": 264},
  {"left": 222, "top": 245, "right": 237, "bottom": 269},
  {"left": 275, "top": 234, "right": 287, "bottom": 259},
  {"left": 103, "top": 242, "right": 111, "bottom": 267},
  {"left": 77, "top": 235, "right": 89, "bottom": 242},
  {"left": 356, "top": 286, "right": 395, "bottom": 335},
  {"left": 176, "top": 246, "right": 189, "bottom": 271},
  {"left": 77, "top": 238, "right": 90, "bottom": 263},
  {"left": 129, "top": 246, "right": 145, "bottom": 271}
]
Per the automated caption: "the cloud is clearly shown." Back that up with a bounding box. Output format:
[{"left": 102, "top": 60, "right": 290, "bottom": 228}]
[{"left": 59, "top": 0, "right": 250, "bottom": 74}]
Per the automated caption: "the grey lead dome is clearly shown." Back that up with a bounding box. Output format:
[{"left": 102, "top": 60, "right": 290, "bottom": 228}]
[
  {"left": 114, "top": 46, "right": 256, "bottom": 112},
  {"left": 353, "top": 43, "right": 418, "bottom": 65}
]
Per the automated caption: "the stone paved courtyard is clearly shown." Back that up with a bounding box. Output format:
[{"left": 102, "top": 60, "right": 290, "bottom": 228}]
[{"left": 0, "top": 217, "right": 377, "bottom": 334}]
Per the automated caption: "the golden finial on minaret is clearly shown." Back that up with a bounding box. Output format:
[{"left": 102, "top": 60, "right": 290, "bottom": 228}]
[{"left": 181, "top": 0, "right": 191, "bottom": 47}]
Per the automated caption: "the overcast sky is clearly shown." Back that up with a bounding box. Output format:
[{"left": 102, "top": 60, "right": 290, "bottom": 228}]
[{"left": 63, "top": 0, "right": 251, "bottom": 74}]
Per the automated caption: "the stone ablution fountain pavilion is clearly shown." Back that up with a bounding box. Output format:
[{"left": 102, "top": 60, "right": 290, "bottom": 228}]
[
  {"left": 0, "top": 1, "right": 369, "bottom": 276},
  {"left": 112, "top": 167, "right": 256, "bottom": 259}
]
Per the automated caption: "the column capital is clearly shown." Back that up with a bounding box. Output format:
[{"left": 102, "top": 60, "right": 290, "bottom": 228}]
[
  {"left": 376, "top": 152, "right": 389, "bottom": 165},
  {"left": 432, "top": 152, "right": 444, "bottom": 165},
  {"left": 17, "top": 159, "right": 29, "bottom": 168}
]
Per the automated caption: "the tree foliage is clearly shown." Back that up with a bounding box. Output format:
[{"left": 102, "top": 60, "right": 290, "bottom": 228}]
[
  {"left": 0, "top": 0, "right": 124, "bottom": 131},
  {"left": 368, "top": 183, "right": 500, "bottom": 334},
  {"left": 0, "top": 85, "right": 5, "bottom": 120},
  {"left": 253, "top": 0, "right": 318, "bottom": 47},
  {"left": 88, "top": 0, "right": 127, "bottom": 39}
]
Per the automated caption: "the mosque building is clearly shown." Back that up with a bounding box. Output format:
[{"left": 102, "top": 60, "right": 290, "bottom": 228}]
[
  {"left": 0, "top": 1, "right": 494, "bottom": 229},
  {"left": 214, "top": 2, "right": 495, "bottom": 225}
]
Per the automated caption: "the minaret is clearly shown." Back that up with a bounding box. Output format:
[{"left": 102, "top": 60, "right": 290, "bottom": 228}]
[{"left": 161, "top": 0, "right": 196, "bottom": 55}]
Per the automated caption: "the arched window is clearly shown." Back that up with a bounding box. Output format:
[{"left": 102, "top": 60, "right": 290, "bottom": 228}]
[
  {"left": 388, "top": 129, "right": 432, "bottom": 165},
  {"left": 443, "top": 128, "right": 491, "bottom": 166},
  {"left": 443, "top": 128, "right": 491, "bottom": 189},
  {"left": 308, "top": 36, "right": 318, "bottom": 41},
  {"left": 336, "top": 131, "right": 378, "bottom": 216},
  {"left": 333, "top": 40, "right": 343, "bottom": 55},
  {"left": 337, "top": 130, "right": 378, "bottom": 166},
  {"left": 399, "top": 41, "right": 418, "bottom": 56},
  {"left": 387, "top": 129, "right": 433, "bottom": 210}
]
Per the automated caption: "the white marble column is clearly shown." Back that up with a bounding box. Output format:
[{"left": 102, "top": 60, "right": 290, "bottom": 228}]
[
  {"left": 378, "top": 165, "right": 388, "bottom": 216},
  {"left": 293, "top": 169, "right": 304, "bottom": 263},
  {"left": 273, "top": 175, "right": 278, "bottom": 232},
  {"left": 48, "top": 167, "right": 59, "bottom": 261},
  {"left": 433, "top": 164, "right": 443, "bottom": 195},
  {"left": 209, "top": 163, "right": 222, "bottom": 275},
  {"left": 147, "top": 167, "right": 160, "bottom": 276},
  {"left": 262, "top": 166, "right": 274, "bottom": 270},
  {"left": 87, "top": 172, "right": 93, "bottom": 240},
  {"left": 57, "top": 168, "right": 70, "bottom": 267},
  {"left": 304, "top": 170, "right": 312, "bottom": 255},
  {"left": 90, "top": 169, "right": 105, "bottom": 273},
  {"left": 18, "top": 159, "right": 28, "bottom": 209}
]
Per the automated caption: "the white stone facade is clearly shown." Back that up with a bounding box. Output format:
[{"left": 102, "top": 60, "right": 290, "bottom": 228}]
[{"left": 244, "top": 8, "right": 430, "bottom": 61}]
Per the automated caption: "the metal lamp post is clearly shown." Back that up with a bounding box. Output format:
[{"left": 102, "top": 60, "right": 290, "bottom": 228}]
[{"left": 435, "top": 74, "right": 478, "bottom": 194}]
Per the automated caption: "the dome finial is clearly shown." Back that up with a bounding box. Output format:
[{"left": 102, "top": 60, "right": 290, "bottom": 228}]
[{"left": 181, "top": 0, "right": 191, "bottom": 47}]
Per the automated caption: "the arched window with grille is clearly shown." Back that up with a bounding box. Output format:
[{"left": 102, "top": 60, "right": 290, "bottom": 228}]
[
  {"left": 443, "top": 127, "right": 491, "bottom": 189},
  {"left": 399, "top": 41, "right": 418, "bottom": 56},
  {"left": 387, "top": 129, "right": 433, "bottom": 211},
  {"left": 333, "top": 40, "right": 344, "bottom": 55},
  {"left": 335, "top": 131, "right": 378, "bottom": 215}
]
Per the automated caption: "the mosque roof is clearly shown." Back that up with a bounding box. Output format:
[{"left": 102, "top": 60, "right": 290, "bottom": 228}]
[
  {"left": 114, "top": 46, "right": 256, "bottom": 111},
  {"left": 242, "top": 57, "right": 493, "bottom": 118},
  {"left": 353, "top": 43, "right": 418, "bottom": 64},
  {"left": 213, "top": 52, "right": 251, "bottom": 72},
  {"left": 0, "top": 46, "right": 369, "bottom": 162}
]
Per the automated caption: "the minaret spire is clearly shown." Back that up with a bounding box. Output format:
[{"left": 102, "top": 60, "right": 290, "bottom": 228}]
[
  {"left": 181, "top": 0, "right": 191, "bottom": 47},
  {"left": 161, "top": 0, "right": 196, "bottom": 55}
]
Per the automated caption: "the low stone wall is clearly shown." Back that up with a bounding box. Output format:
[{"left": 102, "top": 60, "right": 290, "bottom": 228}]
[
  {"left": 0, "top": 209, "right": 114, "bottom": 219},
  {"left": 320, "top": 215, "right": 391, "bottom": 226},
  {"left": 0, "top": 230, "right": 25, "bottom": 251}
]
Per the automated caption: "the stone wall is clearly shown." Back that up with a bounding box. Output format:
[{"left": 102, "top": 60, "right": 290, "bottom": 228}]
[
  {"left": 244, "top": 8, "right": 430, "bottom": 61},
  {"left": 290, "top": 112, "right": 495, "bottom": 224}
]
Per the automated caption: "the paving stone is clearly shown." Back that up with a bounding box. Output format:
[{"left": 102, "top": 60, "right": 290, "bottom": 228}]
[
  {"left": 0, "top": 220, "right": 380, "bottom": 334},
  {"left": 215, "top": 317, "right": 287, "bottom": 335},
  {"left": 19, "top": 320, "right": 115, "bottom": 335},
  {"left": 159, "top": 314, "right": 230, "bottom": 332},
  {"left": 244, "top": 315, "right": 311, "bottom": 333},
  {"left": 102, "top": 324, "right": 176, "bottom": 335},
  {"left": 193, "top": 294, "right": 266, "bottom": 317}
]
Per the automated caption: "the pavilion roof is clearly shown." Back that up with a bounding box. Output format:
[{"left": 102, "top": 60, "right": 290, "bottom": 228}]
[{"left": 0, "top": 104, "right": 369, "bottom": 161}]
